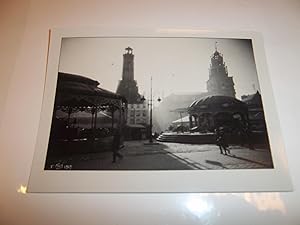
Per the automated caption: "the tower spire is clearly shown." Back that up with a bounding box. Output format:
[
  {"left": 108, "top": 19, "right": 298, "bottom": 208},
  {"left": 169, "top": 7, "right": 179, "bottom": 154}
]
[{"left": 215, "top": 41, "right": 218, "bottom": 52}]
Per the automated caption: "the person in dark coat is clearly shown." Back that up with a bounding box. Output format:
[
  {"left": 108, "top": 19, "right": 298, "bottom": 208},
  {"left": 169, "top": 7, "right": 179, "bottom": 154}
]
[
  {"left": 215, "top": 127, "right": 230, "bottom": 155},
  {"left": 112, "top": 129, "right": 124, "bottom": 163}
]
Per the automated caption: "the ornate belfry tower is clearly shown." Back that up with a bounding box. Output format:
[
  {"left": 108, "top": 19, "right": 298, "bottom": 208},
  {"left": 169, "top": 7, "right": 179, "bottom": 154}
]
[
  {"left": 116, "top": 47, "right": 141, "bottom": 103},
  {"left": 206, "top": 43, "right": 236, "bottom": 98}
]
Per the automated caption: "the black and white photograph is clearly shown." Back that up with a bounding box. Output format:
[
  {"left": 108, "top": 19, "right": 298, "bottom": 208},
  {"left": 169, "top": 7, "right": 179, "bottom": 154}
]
[
  {"left": 26, "top": 29, "right": 293, "bottom": 193},
  {"left": 44, "top": 36, "right": 274, "bottom": 171},
  {"left": 3, "top": 1, "right": 299, "bottom": 224}
]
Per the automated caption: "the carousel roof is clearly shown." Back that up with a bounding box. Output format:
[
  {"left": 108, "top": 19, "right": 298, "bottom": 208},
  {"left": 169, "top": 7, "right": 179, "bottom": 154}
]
[
  {"left": 188, "top": 95, "right": 247, "bottom": 113},
  {"left": 55, "top": 72, "right": 127, "bottom": 108},
  {"left": 58, "top": 72, "right": 99, "bottom": 86},
  {"left": 57, "top": 72, "right": 127, "bottom": 101}
]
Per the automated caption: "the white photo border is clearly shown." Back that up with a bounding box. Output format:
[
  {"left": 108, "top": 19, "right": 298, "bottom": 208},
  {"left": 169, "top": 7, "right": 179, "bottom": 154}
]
[{"left": 27, "top": 28, "right": 293, "bottom": 193}]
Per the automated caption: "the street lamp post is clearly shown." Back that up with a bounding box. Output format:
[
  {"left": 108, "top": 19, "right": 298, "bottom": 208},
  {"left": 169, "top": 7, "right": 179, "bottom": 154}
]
[
  {"left": 141, "top": 76, "right": 161, "bottom": 144},
  {"left": 149, "top": 76, "right": 153, "bottom": 143}
]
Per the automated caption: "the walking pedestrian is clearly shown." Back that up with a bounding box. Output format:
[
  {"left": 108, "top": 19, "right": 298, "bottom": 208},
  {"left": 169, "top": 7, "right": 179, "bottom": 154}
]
[
  {"left": 215, "top": 127, "right": 230, "bottom": 155},
  {"left": 112, "top": 129, "right": 124, "bottom": 163}
]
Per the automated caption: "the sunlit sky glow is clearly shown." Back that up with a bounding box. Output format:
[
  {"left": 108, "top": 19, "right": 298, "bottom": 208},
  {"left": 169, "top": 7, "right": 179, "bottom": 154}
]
[{"left": 59, "top": 37, "right": 260, "bottom": 99}]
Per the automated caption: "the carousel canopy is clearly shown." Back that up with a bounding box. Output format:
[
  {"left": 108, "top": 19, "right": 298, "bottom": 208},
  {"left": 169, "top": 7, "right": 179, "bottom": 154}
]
[
  {"left": 188, "top": 95, "right": 248, "bottom": 114},
  {"left": 55, "top": 72, "right": 127, "bottom": 109},
  {"left": 57, "top": 72, "right": 126, "bottom": 101}
]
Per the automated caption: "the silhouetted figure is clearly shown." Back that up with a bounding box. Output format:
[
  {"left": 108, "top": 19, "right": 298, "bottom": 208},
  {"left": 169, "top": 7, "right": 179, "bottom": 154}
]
[
  {"left": 112, "top": 129, "right": 124, "bottom": 163},
  {"left": 215, "top": 127, "right": 230, "bottom": 155},
  {"left": 244, "top": 125, "right": 255, "bottom": 150}
]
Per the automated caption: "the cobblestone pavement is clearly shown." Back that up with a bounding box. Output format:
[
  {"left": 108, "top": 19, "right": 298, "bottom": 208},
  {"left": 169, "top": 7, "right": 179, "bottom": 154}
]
[{"left": 51, "top": 140, "right": 274, "bottom": 170}]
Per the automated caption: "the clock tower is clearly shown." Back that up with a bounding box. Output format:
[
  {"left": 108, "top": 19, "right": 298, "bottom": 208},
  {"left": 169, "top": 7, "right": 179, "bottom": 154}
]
[{"left": 116, "top": 47, "right": 141, "bottom": 103}]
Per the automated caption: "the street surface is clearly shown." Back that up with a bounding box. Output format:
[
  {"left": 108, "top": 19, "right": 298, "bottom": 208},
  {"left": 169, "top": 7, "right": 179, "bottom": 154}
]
[{"left": 51, "top": 140, "right": 273, "bottom": 170}]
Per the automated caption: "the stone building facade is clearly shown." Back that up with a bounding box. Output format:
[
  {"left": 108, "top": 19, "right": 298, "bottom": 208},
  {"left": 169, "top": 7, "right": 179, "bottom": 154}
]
[{"left": 127, "top": 102, "right": 149, "bottom": 125}]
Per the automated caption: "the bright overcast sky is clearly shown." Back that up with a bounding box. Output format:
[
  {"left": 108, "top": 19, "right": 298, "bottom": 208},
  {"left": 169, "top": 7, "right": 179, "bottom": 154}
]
[{"left": 59, "top": 37, "right": 260, "bottom": 99}]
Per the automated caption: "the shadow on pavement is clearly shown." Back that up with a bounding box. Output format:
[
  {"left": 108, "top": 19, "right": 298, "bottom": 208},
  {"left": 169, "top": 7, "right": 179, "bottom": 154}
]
[
  {"left": 205, "top": 160, "right": 227, "bottom": 169},
  {"left": 227, "top": 154, "right": 272, "bottom": 168}
]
